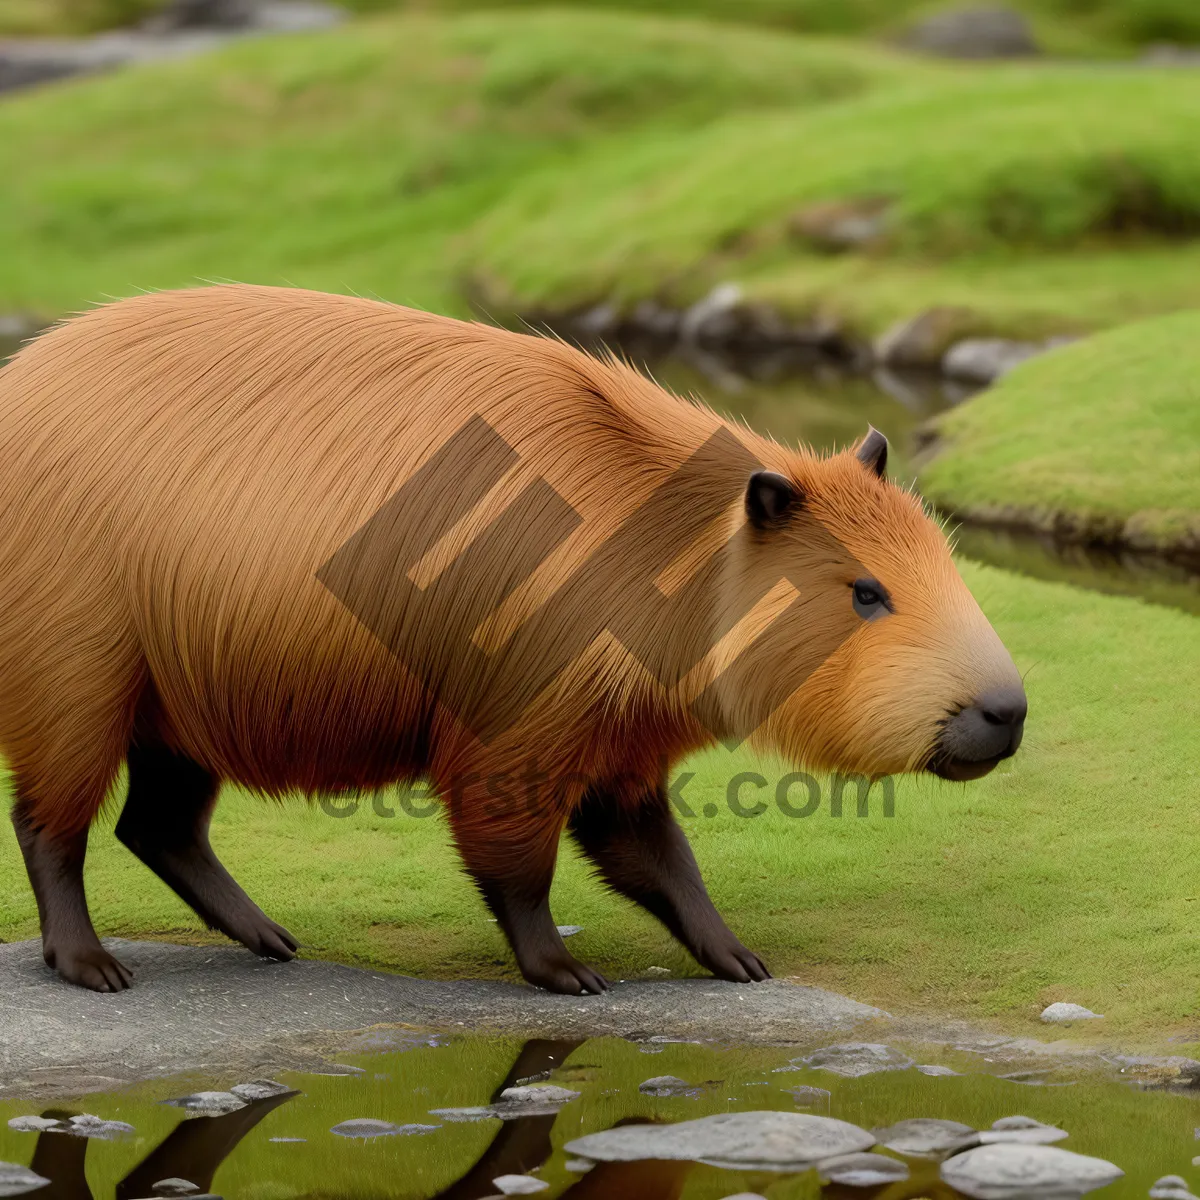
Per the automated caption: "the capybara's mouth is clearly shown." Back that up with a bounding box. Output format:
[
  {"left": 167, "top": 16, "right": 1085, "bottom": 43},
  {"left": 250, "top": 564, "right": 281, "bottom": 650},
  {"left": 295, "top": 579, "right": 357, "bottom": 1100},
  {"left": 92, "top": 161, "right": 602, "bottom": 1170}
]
[{"left": 926, "top": 753, "right": 1007, "bottom": 783}]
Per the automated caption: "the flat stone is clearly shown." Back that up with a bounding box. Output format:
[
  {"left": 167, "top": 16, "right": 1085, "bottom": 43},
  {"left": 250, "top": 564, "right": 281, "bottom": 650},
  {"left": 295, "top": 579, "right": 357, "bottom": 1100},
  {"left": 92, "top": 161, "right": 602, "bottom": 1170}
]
[
  {"left": 801, "top": 1043, "right": 914, "bottom": 1078},
  {"left": 783, "top": 1085, "right": 831, "bottom": 1106},
  {"left": 152, "top": 1180, "right": 200, "bottom": 1197},
  {"left": 899, "top": 5, "right": 1038, "bottom": 58},
  {"left": 66, "top": 1113, "right": 136, "bottom": 1138},
  {"left": 819, "top": 1152, "right": 910, "bottom": 1186},
  {"left": 330, "top": 1119, "right": 438, "bottom": 1138},
  {"left": 0, "top": 939, "right": 886, "bottom": 1098},
  {"left": 1149, "top": 1177, "right": 1199, "bottom": 1200},
  {"left": 497, "top": 1085, "right": 579, "bottom": 1106},
  {"left": 875, "top": 307, "right": 978, "bottom": 368},
  {"left": 874, "top": 1117, "right": 978, "bottom": 1156},
  {"left": 492, "top": 1177, "right": 548, "bottom": 1196},
  {"left": 268, "top": 1137, "right": 306, "bottom": 1143},
  {"left": 7, "top": 1116, "right": 62, "bottom": 1133},
  {"left": 556, "top": 926, "right": 583, "bottom": 938},
  {"left": 638, "top": 1075, "right": 699, "bottom": 1097},
  {"left": 979, "top": 1116, "right": 1069, "bottom": 1146},
  {"left": 943, "top": 338, "right": 1046, "bottom": 384},
  {"left": 162, "top": 1091, "right": 246, "bottom": 1117},
  {"left": 941, "top": 1143, "right": 1123, "bottom": 1199},
  {"left": 0, "top": 1163, "right": 51, "bottom": 1198},
  {"left": 303, "top": 1064, "right": 364, "bottom": 1076},
  {"left": 566, "top": 1110, "right": 874, "bottom": 1170},
  {"left": 230, "top": 1079, "right": 293, "bottom": 1101},
  {"left": 916, "top": 1064, "right": 962, "bottom": 1076},
  {"left": 1040, "top": 1002, "right": 1104, "bottom": 1024},
  {"left": 563, "top": 1160, "right": 594, "bottom": 1173}
]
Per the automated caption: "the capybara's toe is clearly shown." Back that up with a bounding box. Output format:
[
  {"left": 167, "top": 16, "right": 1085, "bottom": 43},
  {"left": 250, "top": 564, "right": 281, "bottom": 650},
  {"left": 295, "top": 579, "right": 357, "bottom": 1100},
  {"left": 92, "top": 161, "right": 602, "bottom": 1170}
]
[
  {"left": 51, "top": 945, "right": 133, "bottom": 992},
  {"left": 525, "top": 955, "right": 609, "bottom": 995},
  {"left": 703, "top": 941, "right": 771, "bottom": 984},
  {"left": 249, "top": 920, "right": 299, "bottom": 962}
]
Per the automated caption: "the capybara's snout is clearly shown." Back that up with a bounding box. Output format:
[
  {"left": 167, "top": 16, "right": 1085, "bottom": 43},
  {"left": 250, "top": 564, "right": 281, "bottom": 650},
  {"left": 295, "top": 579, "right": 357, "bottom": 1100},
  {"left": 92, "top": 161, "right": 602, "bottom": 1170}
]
[{"left": 929, "top": 683, "right": 1028, "bottom": 781}]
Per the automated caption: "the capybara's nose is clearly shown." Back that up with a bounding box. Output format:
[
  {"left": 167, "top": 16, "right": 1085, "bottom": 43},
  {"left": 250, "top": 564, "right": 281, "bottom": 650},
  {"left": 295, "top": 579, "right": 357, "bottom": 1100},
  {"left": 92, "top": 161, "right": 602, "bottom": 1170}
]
[{"left": 931, "top": 685, "right": 1027, "bottom": 781}]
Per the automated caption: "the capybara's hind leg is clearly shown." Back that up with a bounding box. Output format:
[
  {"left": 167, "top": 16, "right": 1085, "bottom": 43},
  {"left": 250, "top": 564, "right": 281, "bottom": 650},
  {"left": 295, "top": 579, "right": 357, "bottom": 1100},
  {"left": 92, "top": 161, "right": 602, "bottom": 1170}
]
[
  {"left": 11, "top": 794, "right": 133, "bottom": 992},
  {"left": 115, "top": 744, "right": 297, "bottom": 962},
  {"left": 569, "top": 783, "right": 770, "bottom": 984}
]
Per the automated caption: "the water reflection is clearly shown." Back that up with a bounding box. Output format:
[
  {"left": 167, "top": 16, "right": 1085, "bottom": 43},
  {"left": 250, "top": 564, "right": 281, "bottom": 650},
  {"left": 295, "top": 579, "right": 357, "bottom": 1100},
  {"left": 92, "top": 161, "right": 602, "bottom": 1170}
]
[{"left": 2, "top": 1034, "right": 1197, "bottom": 1200}]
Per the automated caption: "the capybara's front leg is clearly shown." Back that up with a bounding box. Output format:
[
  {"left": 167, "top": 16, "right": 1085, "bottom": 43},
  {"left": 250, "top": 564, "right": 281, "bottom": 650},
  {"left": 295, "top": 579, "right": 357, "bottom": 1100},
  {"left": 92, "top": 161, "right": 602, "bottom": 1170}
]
[
  {"left": 448, "top": 807, "right": 608, "bottom": 995},
  {"left": 11, "top": 794, "right": 133, "bottom": 992},
  {"left": 115, "top": 743, "right": 297, "bottom": 962},
  {"left": 570, "top": 783, "right": 770, "bottom": 984}
]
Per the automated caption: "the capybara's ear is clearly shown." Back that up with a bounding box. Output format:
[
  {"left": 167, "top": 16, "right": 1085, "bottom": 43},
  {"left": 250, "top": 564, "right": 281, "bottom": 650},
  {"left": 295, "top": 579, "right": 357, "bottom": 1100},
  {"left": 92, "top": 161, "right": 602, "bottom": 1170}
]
[
  {"left": 856, "top": 426, "right": 888, "bottom": 478},
  {"left": 746, "top": 470, "right": 802, "bottom": 528}
]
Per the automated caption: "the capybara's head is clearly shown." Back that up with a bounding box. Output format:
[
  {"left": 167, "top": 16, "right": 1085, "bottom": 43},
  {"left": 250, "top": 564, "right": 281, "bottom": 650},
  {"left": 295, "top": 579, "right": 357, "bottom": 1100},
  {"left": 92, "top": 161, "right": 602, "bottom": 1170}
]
[{"left": 712, "top": 428, "right": 1025, "bottom": 781}]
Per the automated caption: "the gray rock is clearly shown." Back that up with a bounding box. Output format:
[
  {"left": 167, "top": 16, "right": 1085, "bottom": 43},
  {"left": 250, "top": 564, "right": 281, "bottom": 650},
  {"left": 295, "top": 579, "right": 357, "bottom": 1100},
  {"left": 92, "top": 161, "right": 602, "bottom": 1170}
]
[
  {"left": 1149, "top": 1177, "right": 1199, "bottom": 1200},
  {"left": 900, "top": 5, "right": 1037, "bottom": 58},
  {"left": 1192, "top": 1157, "right": 1200, "bottom": 1167},
  {"left": 874, "top": 1117, "right": 978, "bottom": 1156},
  {"left": 574, "top": 303, "right": 619, "bottom": 336},
  {"left": 819, "top": 1152, "right": 910, "bottom": 1186},
  {"left": 230, "top": 1079, "right": 293, "bottom": 1100},
  {"left": 152, "top": 1181, "right": 200, "bottom": 1197},
  {"left": 432, "top": 1085, "right": 578, "bottom": 1123},
  {"left": 790, "top": 198, "right": 890, "bottom": 252},
  {"left": 628, "top": 300, "right": 680, "bottom": 339},
  {"left": 916, "top": 1064, "right": 961, "bottom": 1076},
  {"left": 943, "top": 338, "right": 1046, "bottom": 384},
  {"left": 875, "top": 308, "right": 978, "bottom": 368},
  {"left": 802, "top": 1043, "right": 914, "bottom": 1078},
  {"left": 162, "top": 1092, "right": 246, "bottom": 1117},
  {"left": 492, "top": 1177, "right": 548, "bottom": 1196},
  {"left": 145, "top": 0, "right": 341, "bottom": 33},
  {"left": 566, "top": 1110, "right": 874, "bottom": 1170},
  {"left": 556, "top": 925, "right": 583, "bottom": 938},
  {"left": 563, "top": 1160, "right": 594, "bottom": 1173},
  {"left": 941, "top": 1143, "right": 1122, "bottom": 1199},
  {"left": 0, "top": 1162, "right": 51, "bottom": 1198},
  {"left": 330, "top": 1118, "right": 438, "bottom": 1139},
  {"left": 66, "top": 1113, "right": 136, "bottom": 1138},
  {"left": 497, "top": 1085, "right": 580, "bottom": 1106},
  {"left": 979, "top": 1116, "right": 1069, "bottom": 1146},
  {"left": 0, "top": 315, "right": 42, "bottom": 341},
  {"left": 679, "top": 283, "right": 743, "bottom": 344},
  {"left": 7, "top": 1116, "right": 62, "bottom": 1133},
  {"left": 783, "top": 1085, "right": 831, "bottom": 1106},
  {"left": 268, "top": 1137, "right": 306, "bottom": 1143},
  {"left": 0, "top": 939, "right": 884, "bottom": 1098},
  {"left": 1142, "top": 44, "right": 1200, "bottom": 66},
  {"left": 303, "top": 1063, "right": 364, "bottom": 1076},
  {"left": 639, "top": 1075, "right": 699, "bottom": 1097}
]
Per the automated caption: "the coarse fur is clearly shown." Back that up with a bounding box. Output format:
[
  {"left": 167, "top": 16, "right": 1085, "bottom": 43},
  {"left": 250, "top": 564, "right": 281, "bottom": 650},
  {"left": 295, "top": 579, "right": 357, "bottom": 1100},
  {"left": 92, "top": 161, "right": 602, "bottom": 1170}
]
[{"left": 0, "top": 285, "right": 1022, "bottom": 993}]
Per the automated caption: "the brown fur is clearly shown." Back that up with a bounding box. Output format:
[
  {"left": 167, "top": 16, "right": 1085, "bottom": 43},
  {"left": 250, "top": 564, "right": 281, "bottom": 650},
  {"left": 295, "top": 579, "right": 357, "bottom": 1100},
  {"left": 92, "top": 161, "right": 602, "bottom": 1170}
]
[{"left": 0, "top": 284, "right": 1020, "bottom": 992}]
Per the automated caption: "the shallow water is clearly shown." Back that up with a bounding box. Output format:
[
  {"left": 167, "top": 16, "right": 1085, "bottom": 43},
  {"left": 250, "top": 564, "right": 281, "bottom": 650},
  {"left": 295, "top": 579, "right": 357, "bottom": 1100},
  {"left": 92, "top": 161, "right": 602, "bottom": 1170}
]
[{"left": 2, "top": 1034, "right": 1198, "bottom": 1200}]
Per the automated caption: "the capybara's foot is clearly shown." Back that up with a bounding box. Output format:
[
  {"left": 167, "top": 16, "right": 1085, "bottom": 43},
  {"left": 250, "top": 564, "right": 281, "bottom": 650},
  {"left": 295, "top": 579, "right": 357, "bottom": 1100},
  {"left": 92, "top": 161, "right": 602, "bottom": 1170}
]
[
  {"left": 224, "top": 909, "right": 299, "bottom": 962},
  {"left": 45, "top": 942, "right": 133, "bottom": 992},
  {"left": 697, "top": 939, "right": 771, "bottom": 984},
  {"left": 522, "top": 952, "right": 609, "bottom": 996}
]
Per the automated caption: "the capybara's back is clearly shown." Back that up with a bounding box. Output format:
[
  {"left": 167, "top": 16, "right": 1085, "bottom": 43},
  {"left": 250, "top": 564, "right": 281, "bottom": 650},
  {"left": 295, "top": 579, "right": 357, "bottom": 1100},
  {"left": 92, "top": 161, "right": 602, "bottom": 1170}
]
[{"left": 0, "top": 285, "right": 1026, "bottom": 994}]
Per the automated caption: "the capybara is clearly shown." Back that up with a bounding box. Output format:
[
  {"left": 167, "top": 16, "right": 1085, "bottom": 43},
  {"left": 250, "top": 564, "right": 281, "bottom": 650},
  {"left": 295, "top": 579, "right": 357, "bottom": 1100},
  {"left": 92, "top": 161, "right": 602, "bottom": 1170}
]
[{"left": 0, "top": 285, "right": 1026, "bottom": 994}]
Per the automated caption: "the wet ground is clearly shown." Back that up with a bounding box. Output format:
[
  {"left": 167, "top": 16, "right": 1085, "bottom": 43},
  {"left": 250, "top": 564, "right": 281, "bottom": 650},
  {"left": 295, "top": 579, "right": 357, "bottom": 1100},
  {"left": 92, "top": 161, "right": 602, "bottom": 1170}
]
[{"left": 3, "top": 1031, "right": 1199, "bottom": 1200}]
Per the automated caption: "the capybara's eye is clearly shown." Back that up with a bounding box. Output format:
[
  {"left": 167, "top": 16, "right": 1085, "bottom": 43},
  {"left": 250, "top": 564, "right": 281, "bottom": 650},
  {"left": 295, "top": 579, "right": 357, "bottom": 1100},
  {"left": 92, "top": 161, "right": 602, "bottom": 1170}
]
[{"left": 852, "top": 578, "right": 892, "bottom": 621}]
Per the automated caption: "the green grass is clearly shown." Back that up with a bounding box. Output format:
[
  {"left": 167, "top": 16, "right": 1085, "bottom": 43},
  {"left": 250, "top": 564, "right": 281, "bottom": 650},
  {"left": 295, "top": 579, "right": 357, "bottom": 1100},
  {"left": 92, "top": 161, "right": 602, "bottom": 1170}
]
[
  {"left": 919, "top": 312, "right": 1200, "bottom": 551},
  {"left": 3, "top": 562, "right": 1197, "bottom": 1041},
  {"left": 8, "top": 0, "right": 1200, "bottom": 55},
  {"left": 466, "top": 66, "right": 1200, "bottom": 334},
  {"left": 0, "top": 9, "right": 922, "bottom": 319}
]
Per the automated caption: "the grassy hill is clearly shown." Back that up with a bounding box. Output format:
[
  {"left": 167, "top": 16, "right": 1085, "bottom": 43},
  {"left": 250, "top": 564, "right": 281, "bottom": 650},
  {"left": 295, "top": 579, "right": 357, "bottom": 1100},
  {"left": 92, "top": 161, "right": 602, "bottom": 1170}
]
[
  {"left": 6, "top": 0, "right": 1200, "bottom": 55},
  {"left": 0, "top": 9, "right": 922, "bottom": 319},
  {"left": 919, "top": 312, "right": 1200, "bottom": 553}
]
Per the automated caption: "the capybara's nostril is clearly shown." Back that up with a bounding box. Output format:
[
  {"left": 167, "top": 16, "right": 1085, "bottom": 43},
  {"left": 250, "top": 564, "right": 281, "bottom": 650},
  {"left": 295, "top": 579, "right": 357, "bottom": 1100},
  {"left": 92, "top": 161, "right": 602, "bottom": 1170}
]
[
  {"left": 931, "top": 685, "right": 1027, "bottom": 781},
  {"left": 978, "top": 686, "right": 1028, "bottom": 732}
]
